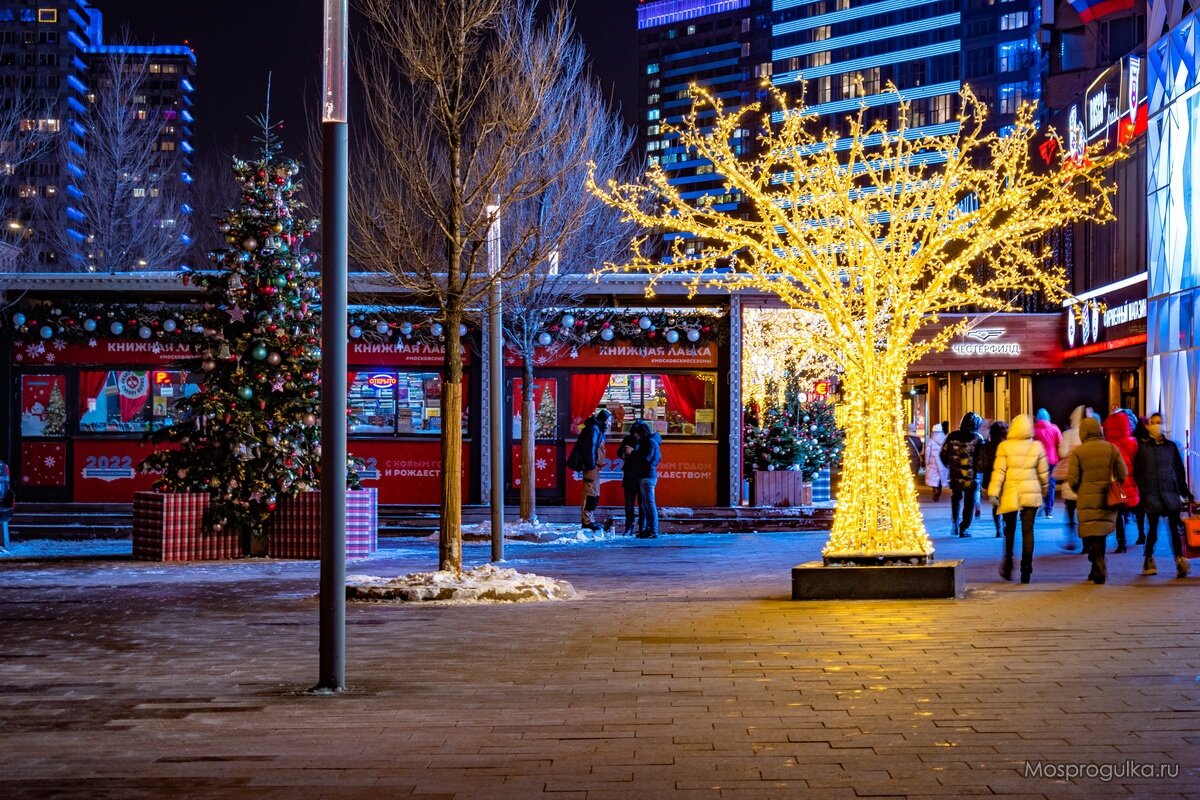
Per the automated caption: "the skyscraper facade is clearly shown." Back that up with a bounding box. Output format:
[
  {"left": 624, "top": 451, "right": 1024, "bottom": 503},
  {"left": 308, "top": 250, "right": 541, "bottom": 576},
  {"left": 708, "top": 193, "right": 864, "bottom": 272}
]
[
  {"left": 0, "top": 0, "right": 194, "bottom": 270},
  {"left": 637, "top": 0, "right": 770, "bottom": 257}
]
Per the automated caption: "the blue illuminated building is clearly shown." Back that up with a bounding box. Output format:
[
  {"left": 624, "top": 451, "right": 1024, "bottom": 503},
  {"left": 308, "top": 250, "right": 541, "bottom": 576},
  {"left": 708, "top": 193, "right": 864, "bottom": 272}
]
[{"left": 0, "top": 0, "right": 195, "bottom": 269}]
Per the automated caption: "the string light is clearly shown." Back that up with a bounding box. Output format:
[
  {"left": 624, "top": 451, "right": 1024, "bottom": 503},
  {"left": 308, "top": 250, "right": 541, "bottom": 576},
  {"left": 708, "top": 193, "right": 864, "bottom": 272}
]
[{"left": 590, "top": 84, "right": 1121, "bottom": 559}]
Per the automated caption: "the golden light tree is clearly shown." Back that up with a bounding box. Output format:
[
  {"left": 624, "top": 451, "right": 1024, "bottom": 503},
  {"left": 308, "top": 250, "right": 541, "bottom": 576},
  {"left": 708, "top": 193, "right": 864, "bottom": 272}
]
[{"left": 591, "top": 86, "right": 1120, "bottom": 560}]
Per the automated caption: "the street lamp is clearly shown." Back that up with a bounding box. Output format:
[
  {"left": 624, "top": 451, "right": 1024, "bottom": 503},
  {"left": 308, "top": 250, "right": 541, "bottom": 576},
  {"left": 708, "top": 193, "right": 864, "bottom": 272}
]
[
  {"left": 317, "top": 0, "right": 348, "bottom": 693},
  {"left": 487, "top": 203, "right": 503, "bottom": 563}
]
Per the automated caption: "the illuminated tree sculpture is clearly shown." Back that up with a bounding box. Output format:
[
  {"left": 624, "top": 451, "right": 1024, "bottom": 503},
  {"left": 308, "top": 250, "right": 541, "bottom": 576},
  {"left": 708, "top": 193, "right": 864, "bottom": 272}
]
[{"left": 591, "top": 87, "right": 1119, "bottom": 560}]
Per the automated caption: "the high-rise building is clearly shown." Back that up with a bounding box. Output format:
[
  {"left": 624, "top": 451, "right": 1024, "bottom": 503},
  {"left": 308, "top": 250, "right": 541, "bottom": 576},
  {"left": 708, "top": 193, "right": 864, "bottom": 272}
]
[
  {"left": 0, "top": 0, "right": 194, "bottom": 270},
  {"left": 770, "top": 0, "right": 1043, "bottom": 143},
  {"left": 637, "top": 0, "right": 771, "bottom": 257}
]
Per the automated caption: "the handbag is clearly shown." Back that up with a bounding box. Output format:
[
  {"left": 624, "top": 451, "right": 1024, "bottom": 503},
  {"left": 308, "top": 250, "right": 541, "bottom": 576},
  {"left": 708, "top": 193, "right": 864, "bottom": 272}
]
[
  {"left": 1183, "top": 504, "right": 1200, "bottom": 559},
  {"left": 1105, "top": 453, "right": 1127, "bottom": 509}
]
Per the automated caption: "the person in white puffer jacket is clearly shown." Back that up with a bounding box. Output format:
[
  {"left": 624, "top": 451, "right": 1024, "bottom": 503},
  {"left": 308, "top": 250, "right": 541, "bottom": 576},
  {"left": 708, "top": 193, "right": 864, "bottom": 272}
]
[{"left": 987, "top": 414, "right": 1050, "bottom": 584}]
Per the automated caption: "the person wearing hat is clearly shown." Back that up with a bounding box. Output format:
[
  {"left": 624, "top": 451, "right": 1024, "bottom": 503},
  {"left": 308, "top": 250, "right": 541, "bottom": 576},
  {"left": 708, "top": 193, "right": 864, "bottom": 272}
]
[{"left": 567, "top": 408, "right": 611, "bottom": 530}]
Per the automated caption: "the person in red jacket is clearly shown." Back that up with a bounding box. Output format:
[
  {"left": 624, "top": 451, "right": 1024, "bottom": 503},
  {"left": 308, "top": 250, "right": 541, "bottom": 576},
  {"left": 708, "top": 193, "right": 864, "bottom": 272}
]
[
  {"left": 1102, "top": 410, "right": 1140, "bottom": 553},
  {"left": 1033, "top": 409, "right": 1065, "bottom": 518}
]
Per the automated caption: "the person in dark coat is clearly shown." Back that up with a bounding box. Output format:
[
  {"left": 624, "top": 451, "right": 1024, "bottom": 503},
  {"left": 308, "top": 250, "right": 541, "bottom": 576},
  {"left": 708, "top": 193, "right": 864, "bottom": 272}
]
[
  {"left": 1133, "top": 412, "right": 1194, "bottom": 578},
  {"left": 1066, "top": 416, "right": 1127, "bottom": 584},
  {"left": 1132, "top": 416, "right": 1151, "bottom": 545},
  {"left": 905, "top": 424, "right": 923, "bottom": 477},
  {"left": 632, "top": 420, "right": 663, "bottom": 538},
  {"left": 978, "top": 420, "right": 1008, "bottom": 538},
  {"left": 619, "top": 425, "right": 645, "bottom": 536},
  {"left": 571, "top": 409, "right": 611, "bottom": 530},
  {"left": 940, "top": 412, "right": 984, "bottom": 537}
]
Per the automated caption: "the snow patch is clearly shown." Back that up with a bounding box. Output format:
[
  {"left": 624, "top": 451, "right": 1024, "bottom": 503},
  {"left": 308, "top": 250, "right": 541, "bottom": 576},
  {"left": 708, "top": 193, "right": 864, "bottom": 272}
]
[
  {"left": 346, "top": 564, "right": 577, "bottom": 603},
  {"left": 0, "top": 539, "right": 131, "bottom": 559},
  {"left": 462, "top": 519, "right": 616, "bottom": 544}
]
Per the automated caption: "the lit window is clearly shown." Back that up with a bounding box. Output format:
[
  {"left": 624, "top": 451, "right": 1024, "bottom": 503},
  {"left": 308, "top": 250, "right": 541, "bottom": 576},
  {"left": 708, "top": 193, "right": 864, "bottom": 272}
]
[
  {"left": 149, "top": 64, "right": 161, "bottom": 73},
  {"left": 159, "top": 140, "right": 175, "bottom": 151},
  {"left": 646, "top": 63, "right": 660, "bottom": 75},
  {"left": 132, "top": 188, "right": 146, "bottom": 197},
  {"left": 647, "top": 109, "right": 660, "bottom": 121},
  {"left": 578, "top": 373, "right": 717, "bottom": 438},
  {"left": 647, "top": 93, "right": 660, "bottom": 105},
  {"left": 19, "top": 184, "right": 36, "bottom": 198},
  {"left": 37, "top": 8, "right": 57, "bottom": 23},
  {"left": 686, "top": 24, "right": 696, "bottom": 35},
  {"left": 999, "top": 11, "right": 1029, "bottom": 30},
  {"left": 78, "top": 371, "right": 199, "bottom": 433},
  {"left": 136, "top": 110, "right": 147, "bottom": 120}
]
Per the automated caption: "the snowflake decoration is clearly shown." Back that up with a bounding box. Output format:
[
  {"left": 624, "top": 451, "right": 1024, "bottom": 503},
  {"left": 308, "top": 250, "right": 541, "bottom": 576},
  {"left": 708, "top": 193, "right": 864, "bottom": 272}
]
[
  {"left": 24, "top": 343, "right": 44, "bottom": 358},
  {"left": 43, "top": 455, "right": 57, "bottom": 468},
  {"left": 535, "top": 458, "right": 548, "bottom": 471},
  {"left": 44, "top": 352, "right": 56, "bottom": 363},
  {"left": 51, "top": 339, "right": 67, "bottom": 352},
  {"left": 14, "top": 352, "right": 23, "bottom": 363},
  {"left": 88, "top": 338, "right": 98, "bottom": 348}
]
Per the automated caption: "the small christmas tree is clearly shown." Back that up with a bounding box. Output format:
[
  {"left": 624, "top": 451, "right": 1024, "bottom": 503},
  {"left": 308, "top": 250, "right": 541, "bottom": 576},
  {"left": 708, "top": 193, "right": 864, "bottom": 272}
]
[
  {"left": 43, "top": 382, "right": 66, "bottom": 436},
  {"left": 791, "top": 399, "right": 844, "bottom": 480},
  {"left": 143, "top": 115, "right": 346, "bottom": 541},
  {"left": 534, "top": 383, "right": 556, "bottom": 439}
]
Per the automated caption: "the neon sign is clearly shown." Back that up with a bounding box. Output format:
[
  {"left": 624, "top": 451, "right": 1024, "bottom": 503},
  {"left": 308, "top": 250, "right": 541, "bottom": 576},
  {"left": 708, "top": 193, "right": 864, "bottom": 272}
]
[
  {"left": 950, "top": 328, "right": 1021, "bottom": 356},
  {"left": 367, "top": 374, "right": 397, "bottom": 389}
]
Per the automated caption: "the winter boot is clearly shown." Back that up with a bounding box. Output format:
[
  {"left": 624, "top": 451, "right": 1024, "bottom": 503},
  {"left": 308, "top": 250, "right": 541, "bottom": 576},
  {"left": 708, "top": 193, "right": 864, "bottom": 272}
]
[
  {"left": 999, "top": 556, "right": 1013, "bottom": 582},
  {"left": 1093, "top": 556, "right": 1107, "bottom": 584},
  {"left": 1142, "top": 556, "right": 1157, "bottom": 576},
  {"left": 1176, "top": 556, "right": 1190, "bottom": 579},
  {"left": 1020, "top": 569, "right": 1031, "bottom": 584}
]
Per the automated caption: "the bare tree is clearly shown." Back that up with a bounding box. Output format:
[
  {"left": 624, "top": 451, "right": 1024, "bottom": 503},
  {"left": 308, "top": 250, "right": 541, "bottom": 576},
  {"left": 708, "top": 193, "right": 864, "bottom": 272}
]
[
  {"left": 184, "top": 148, "right": 238, "bottom": 265},
  {"left": 500, "top": 83, "right": 634, "bottom": 522},
  {"left": 352, "top": 0, "right": 605, "bottom": 572},
  {"left": 0, "top": 69, "right": 59, "bottom": 277},
  {"left": 46, "top": 43, "right": 190, "bottom": 272}
]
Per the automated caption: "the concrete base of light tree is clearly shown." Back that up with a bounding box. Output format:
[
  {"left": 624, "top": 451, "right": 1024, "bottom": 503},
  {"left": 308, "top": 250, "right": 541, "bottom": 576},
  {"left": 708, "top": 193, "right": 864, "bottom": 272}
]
[{"left": 791, "top": 559, "right": 965, "bottom": 600}]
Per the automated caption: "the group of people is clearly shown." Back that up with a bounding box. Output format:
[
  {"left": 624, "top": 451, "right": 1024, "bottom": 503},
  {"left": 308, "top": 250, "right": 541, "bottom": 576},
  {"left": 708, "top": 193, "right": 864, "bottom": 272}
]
[
  {"left": 569, "top": 409, "right": 662, "bottom": 538},
  {"left": 914, "top": 408, "right": 1194, "bottom": 584}
]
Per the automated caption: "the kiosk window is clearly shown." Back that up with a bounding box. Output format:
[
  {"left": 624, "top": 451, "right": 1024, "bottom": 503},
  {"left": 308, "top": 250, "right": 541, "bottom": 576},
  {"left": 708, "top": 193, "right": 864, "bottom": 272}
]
[
  {"left": 349, "top": 372, "right": 398, "bottom": 434},
  {"left": 78, "top": 370, "right": 198, "bottom": 433},
  {"left": 579, "top": 372, "right": 716, "bottom": 438}
]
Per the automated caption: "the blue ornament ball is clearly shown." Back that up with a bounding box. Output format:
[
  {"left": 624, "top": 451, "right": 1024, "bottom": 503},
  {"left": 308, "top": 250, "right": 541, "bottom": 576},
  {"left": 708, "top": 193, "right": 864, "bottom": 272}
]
[
  {"left": 237, "top": 386, "right": 254, "bottom": 400},
  {"left": 39, "top": 325, "right": 54, "bottom": 339},
  {"left": 110, "top": 321, "right": 124, "bottom": 335},
  {"left": 12, "top": 312, "right": 26, "bottom": 326},
  {"left": 83, "top": 318, "right": 97, "bottom": 332}
]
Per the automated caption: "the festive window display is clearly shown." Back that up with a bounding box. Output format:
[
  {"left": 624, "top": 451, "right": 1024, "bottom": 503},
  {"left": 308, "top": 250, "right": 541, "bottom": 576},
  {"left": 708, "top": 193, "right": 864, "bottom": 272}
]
[
  {"left": 576, "top": 372, "right": 716, "bottom": 437},
  {"left": 78, "top": 370, "right": 198, "bottom": 433},
  {"left": 20, "top": 374, "right": 66, "bottom": 437},
  {"left": 348, "top": 372, "right": 398, "bottom": 434},
  {"left": 511, "top": 378, "right": 558, "bottom": 441}
]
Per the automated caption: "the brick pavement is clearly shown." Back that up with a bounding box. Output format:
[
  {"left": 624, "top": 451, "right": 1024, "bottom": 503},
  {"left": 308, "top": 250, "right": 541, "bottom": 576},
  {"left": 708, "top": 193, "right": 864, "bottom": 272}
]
[{"left": 1, "top": 500, "right": 1198, "bottom": 799}]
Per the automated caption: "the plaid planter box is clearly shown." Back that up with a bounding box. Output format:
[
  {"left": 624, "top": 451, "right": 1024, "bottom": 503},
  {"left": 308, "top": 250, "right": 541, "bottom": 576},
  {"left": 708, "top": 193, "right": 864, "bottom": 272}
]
[
  {"left": 132, "top": 492, "right": 241, "bottom": 561},
  {"left": 812, "top": 467, "right": 832, "bottom": 503},
  {"left": 267, "top": 488, "right": 378, "bottom": 560}
]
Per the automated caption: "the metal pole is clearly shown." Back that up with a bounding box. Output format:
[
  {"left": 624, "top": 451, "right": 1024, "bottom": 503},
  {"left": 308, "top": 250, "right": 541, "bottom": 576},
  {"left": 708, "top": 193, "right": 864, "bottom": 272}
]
[
  {"left": 317, "top": 0, "right": 348, "bottom": 693},
  {"left": 488, "top": 205, "right": 504, "bottom": 562}
]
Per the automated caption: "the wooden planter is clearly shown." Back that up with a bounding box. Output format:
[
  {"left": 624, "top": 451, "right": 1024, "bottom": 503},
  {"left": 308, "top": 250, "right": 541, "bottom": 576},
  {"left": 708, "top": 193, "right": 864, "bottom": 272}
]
[
  {"left": 132, "top": 492, "right": 241, "bottom": 561},
  {"left": 752, "top": 470, "right": 813, "bottom": 507},
  {"left": 267, "top": 488, "right": 378, "bottom": 560}
]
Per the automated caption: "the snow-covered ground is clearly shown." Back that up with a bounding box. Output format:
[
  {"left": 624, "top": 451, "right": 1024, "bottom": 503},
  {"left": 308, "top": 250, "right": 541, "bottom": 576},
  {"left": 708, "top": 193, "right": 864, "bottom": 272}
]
[
  {"left": 0, "top": 539, "right": 131, "bottom": 559},
  {"left": 462, "top": 518, "right": 619, "bottom": 544},
  {"left": 346, "top": 564, "right": 577, "bottom": 603}
]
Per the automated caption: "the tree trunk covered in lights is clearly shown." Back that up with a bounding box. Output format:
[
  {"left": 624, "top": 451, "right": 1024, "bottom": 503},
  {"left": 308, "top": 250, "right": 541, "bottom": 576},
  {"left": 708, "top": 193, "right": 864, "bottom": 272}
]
[
  {"left": 520, "top": 356, "right": 536, "bottom": 522},
  {"left": 826, "top": 361, "right": 928, "bottom": 557}
]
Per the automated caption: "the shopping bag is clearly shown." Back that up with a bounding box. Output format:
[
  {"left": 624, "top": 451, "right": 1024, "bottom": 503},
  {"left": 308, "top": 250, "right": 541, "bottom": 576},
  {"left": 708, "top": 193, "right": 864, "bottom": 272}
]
[{"left": 1183, "top": 507, "right": 1200, "bottom": 559}]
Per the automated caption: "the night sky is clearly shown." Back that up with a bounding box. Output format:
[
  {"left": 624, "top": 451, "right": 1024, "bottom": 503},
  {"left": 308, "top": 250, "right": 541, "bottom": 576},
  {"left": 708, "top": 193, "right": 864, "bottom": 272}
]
[{"left": 97, "top": 1, "right": 639, "bottom": 161}]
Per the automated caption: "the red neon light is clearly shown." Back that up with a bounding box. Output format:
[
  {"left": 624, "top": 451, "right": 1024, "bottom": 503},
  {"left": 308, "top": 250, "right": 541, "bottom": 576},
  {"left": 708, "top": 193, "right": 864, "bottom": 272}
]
[
  {"left": 153, "top": 371, "right": 171, "bottom": 384},
  {"left": 1062, "top": 333, "right": 1146, "bottom": 359},
  {"left": 813, "top": 380, "right": 830, "bottom": 396},
  {"left": 366, "top": 374, "right": 398, "bottom": 389}
]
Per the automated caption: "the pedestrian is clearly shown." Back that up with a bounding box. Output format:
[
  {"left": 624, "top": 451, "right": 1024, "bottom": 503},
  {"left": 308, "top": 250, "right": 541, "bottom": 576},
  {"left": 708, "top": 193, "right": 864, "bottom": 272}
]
[
  {"left": 940, "top": 413, "right": 984, "bottom": 537},
  {"left": 1056, "top": 405, "right": 1089, "bottom": 550},
  {"left": 925, "top": 421, "right": 949, "bottom": 501},
  {"left": 1033, "top": 409, "right": 1065, "bottom": 518},
  {"left": 1133, "top": 412, "right": 1195, "bottom": 578},
  {"left": 1131, "top": 415, "right": 1151, "bottom": 545},
  {"left": 1065, "top": 415, "right": 1127, "bottom": 584},
  {"left": 632, "top": 420, "right": 662, "bottom": 538},
  {"left": 905, "top": 423, "right": 924, "bottom": 477},
  {"left": 566, "top": 408, "right": 611, "bottom": 530},
  {"left": 619, "top": 423, "right": 645, "bottom": 536},
  {"left": 1102, "top": 410, "right": 1140, "bottom": 554},
  {"left": 988, "top": 414, "right": 1049, "bottom": 583},
  {"left": 978, "top": 419, "right": 1008, "bottom": 537}
]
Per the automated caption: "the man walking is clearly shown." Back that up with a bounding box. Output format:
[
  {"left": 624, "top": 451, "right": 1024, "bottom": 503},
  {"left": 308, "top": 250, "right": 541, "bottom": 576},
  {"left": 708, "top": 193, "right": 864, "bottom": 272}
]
[
  {"left": 941, "top": 412, "right": 984, "bottom": 537},
  {"left": 1133, "top": 412, "right": 1194, "bottom": 578}
]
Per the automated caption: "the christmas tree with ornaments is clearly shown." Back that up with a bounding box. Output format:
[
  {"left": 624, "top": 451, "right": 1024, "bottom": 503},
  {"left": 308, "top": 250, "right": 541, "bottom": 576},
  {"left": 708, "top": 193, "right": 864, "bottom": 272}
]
[{"left": 143, "top": 121, "right": 351, "bottom": 541}]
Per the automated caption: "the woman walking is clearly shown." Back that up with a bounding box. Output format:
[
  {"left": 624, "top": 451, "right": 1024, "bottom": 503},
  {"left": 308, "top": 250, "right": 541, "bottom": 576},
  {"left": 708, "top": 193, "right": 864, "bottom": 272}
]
[
  {"left": 988, "top": 414, "right": 1049, "bottom": 583},
  {"left": 978, "top": 420, "right": 1008, "bottom": 537},
  {"left": 925, "top": 421, "right": 949, "bottom": 502},
  {"left": 1065, "top": 416, "right": 1127, "bottom": 584},
  {"left": 1057, "top": 405, "right": 1089, "bottom": 550},
  {"left": 1102, "top": 410, "right": 1140, "bottom": 553}
]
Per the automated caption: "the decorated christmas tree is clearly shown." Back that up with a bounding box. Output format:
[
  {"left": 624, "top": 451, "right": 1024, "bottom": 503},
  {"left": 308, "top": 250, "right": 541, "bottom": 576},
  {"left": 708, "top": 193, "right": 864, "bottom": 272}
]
[
  {"left": 534, "top": 383, "right": 556, "bottom": 439},
  {"left": 43, "top": 382, "right": 66, "bottom": 437},
  {"left": 791, "top": 399, "right": 844, "bottom": 480},
  {"left": 143, "top": 117, "right": 340, "bottom": 540}
]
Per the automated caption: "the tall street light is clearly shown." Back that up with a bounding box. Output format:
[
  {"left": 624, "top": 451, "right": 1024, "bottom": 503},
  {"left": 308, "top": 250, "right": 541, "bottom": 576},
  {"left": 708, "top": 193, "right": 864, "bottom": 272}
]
[
  {"left": 487, "top": 203, "right": 504, "bottom": 563},
  {"left": 317, "top": 0, "right": 348, "bottom": 693}
]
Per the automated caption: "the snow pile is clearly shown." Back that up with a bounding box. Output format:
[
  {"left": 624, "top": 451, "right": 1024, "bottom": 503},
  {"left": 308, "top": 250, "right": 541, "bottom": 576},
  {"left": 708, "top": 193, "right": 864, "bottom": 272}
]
[
  {"left": 659, "top": 507, "right": 694, "bottom": 517},
  {"left": 0, "top": 539, "right": 131, "bottom": 559},
  {"left": 345, "top": 564, "right": 577, "bottom": 603},
  {"left": 462, "top": 518, "right": 616, "bottom": 544}
]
